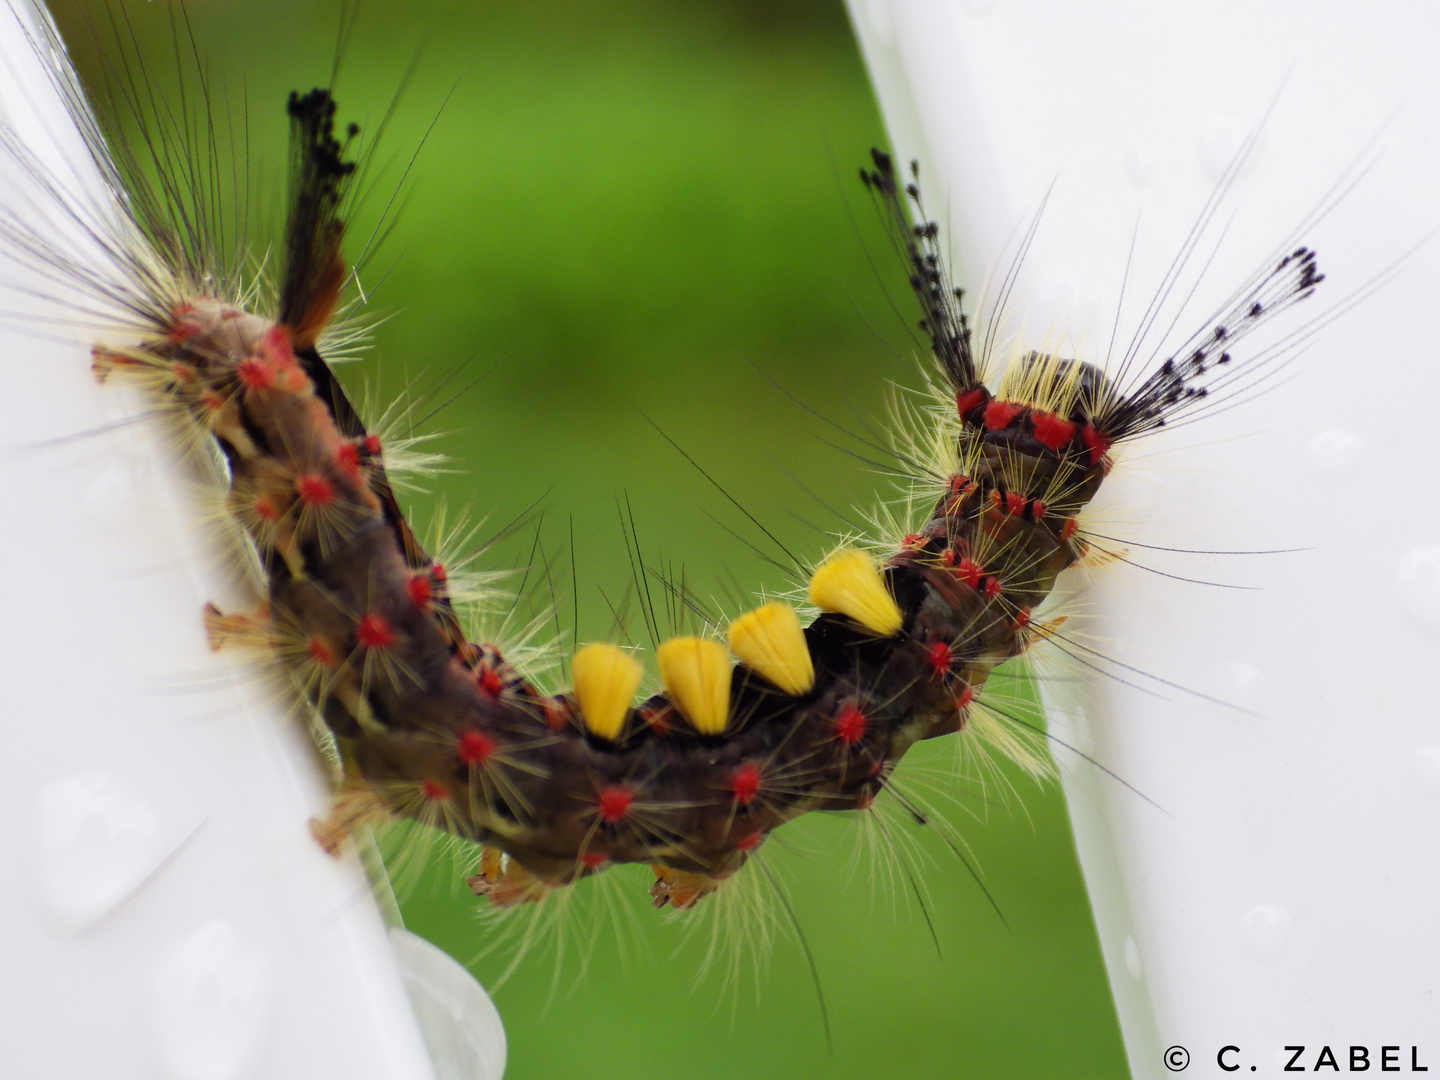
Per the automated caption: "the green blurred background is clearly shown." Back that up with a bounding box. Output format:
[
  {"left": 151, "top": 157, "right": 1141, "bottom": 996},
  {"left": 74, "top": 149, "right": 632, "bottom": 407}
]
[{"left": 55, "top": 1, "right": 1127, "bottom": 1076}]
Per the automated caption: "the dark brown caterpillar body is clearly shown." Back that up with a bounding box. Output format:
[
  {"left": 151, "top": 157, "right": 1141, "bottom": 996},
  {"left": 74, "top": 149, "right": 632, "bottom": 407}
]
[{"left": 101, "top": 106, "right": 1322, "bottom": 911}]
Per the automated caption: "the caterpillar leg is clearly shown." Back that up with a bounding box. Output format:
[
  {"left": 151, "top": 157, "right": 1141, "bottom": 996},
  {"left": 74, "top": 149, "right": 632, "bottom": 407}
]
[
  {"left": 467, "top": 848, "right": 549, "bottom": 907},
  {"left": 649, "top": 866, "right": 726, "bottom": 910},
  {"left": 309, "top": 780, "right": 392, "bottom": 856},
  {"left": 202, "top": 601, "right": 272, "bottom": 652},
  {"left": 89, "top": 343, "right": 168, "bottom": 384}
]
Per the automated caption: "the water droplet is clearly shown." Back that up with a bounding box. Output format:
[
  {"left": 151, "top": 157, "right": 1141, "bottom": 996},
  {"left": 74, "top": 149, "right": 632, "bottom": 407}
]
[
  {"left": 84, "top": 462, "right": 135, "bottom": 511},
  {"left": 1396, "top": 546, "right": 1440, "bottom": 632},
  {"left": 865, "top": 0, "right": 894, "bottom": 45},
  {"left": 38, "top": 771, "right": 168, "bottom": 931},
  {"left": 1415, "top": 748, "right": 1440, "bottom": 798},
  {"left": 1198, "top": 114, "right": 1262, "bottom": 184},
  {"left": 1308, "top": 429, "right": 1362, "bottom": 477},
  {"left": 391, "top": 928, "right": 506, "bottom": 1080},
  {"left": 1124, "top": 146, "right": 1153, "bottom": 188},
  {"left": 151, "top": 922, "right": 272, "bottom": 1080},
  {"left": 1214, "top": 661, "right": 1263, "bottom": 712},
  {"left": 1239, "top": 903, "right": 1290, "bottom": 960},
  {"left": 1123, "top": 934, "right": 1143, "bottom": 980}
]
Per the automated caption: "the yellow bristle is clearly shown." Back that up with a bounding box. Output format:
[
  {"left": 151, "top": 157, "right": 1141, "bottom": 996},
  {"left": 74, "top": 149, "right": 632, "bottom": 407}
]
[
  {"left": 726, "top": 602, "right": 814, "bottom": 695},
  {"left": 571, "top": 643, "right": 644, "bottom": 740},
  {"left": 656, "top": 637, "right": 731, "bottom": 735},
  {"left": 807, "top": 549, "right": 902, "bottom": 637}
]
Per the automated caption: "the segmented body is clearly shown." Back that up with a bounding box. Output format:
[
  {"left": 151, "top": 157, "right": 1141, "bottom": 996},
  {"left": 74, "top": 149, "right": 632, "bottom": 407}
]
[
  {"left": 132, "top": 145, "right": 1133, "bottom": 918},
  {"left": 153, "top": 285, "right": 1101, "bottom": 892},
  {"left": 85, "top": 91, "right": 1321, "bottom": 909}
]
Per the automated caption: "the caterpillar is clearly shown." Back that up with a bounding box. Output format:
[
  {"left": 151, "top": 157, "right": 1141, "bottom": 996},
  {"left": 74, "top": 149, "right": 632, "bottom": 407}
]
[
  {"left": 2, "top": 1, "right": 1345, "bottom": 1076},
  {"left": 38, "top": 24, "right": 1321, "bottom": 910},
  {"left": 181, "top": 130, "right": 1304, "bottom": 904}
]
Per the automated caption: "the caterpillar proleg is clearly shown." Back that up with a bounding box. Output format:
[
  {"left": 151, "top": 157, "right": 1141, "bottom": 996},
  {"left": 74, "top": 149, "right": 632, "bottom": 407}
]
[{"left": 7, "top": 1, "right": 1436, "bottom": 1078}]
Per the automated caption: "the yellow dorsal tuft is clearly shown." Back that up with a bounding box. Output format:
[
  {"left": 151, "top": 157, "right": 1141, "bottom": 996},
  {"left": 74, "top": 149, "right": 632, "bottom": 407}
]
[
  {"left": 656, "top": 637, "right": 732, "bottom": 735},
  {"left": 807, "top": 549, "right": 902, "bottom": 636},
  {"left": 571, "top": 643, "right": 644, "bottom": 741},
  {"left": 726, "top": 602, "right": 814, "bottom": 695}
]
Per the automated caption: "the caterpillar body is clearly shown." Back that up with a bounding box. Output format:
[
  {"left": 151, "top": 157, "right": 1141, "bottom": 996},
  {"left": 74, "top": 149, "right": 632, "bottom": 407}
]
[
  {"left": 79, "top": 61, "right": 1325, "bottom": 920},
  {"left": 5, "top": 0, "right": 1334, "bottom": 1069}
]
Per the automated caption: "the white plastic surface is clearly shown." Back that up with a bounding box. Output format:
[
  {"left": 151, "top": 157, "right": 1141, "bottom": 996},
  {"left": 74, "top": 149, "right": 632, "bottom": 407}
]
[
  {"left": 847, "top": 2, "right": 1440, "bottom": 1077},
  {"left": 0, "top": 3, "right": 502, "bottom": 1077}
]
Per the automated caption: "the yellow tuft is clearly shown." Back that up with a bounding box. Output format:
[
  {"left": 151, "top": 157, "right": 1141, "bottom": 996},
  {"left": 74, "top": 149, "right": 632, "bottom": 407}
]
[
  {"left": 807, "top": 549, "right": 902, "bottom": 636},
  {"left": 656, "top": 637, "right": 732, "bottom": 735},
  {"left": 726, "top": 602, "right": 814, "bottom": 695},
  {"left": 571, "top": 643, "right": 644, "bottom": 740}
]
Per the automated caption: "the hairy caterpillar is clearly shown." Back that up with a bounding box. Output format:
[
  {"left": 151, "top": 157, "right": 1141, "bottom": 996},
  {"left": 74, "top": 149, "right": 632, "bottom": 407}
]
[
  {"left": 28, "top": 7, "right": 1319, "bottom": 907},
  {"left": 126, "top": 107, "right": 1317, "bottom": 911},
  {"left": 2, "top": 4, "right": 1359, "bottom": 1077}
]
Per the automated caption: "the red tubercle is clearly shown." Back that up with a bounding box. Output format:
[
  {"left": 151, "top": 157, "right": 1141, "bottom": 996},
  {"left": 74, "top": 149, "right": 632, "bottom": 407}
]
[
  {"left": 925, "top": 639, "right": 954, "bottom": 679},
  {"left": 903, "top": 533, "right": 923, "bottom": 548},
  {"left": 955, "top": 386, "right": 989, "bottom": 421},
  {"left": 406, "top": 573, "right": 433, "bottom": 610},
  {"left": 306, "top": 636, "right": 337, "bottom": 668},
  {"left": 421, "top": 779, "right": 449, "bottom": 803},
  {"left": 956, "top": 683, "right": 975, "bottom": 709},
  {"left": 431, "top": 563, "right": 448, "bottom": 583},
  {"left": 1015, "top": 607, "right": 1032, "bottom": 630},
  {"left": 259, "top": 324, "right": 296, "bottom": 367},
  {"left": 946, "top": 474, "right": 971, "bottom": 498},
  {"left": 1060, "top": 517, "right": 1079, "bottom": 542},
  {"left": 355, "top": 613, "right": 396, "bottom": 650},
  {"left": 294, "top": 472, "right": 334, "bottom": 507},
  {"left": 729, "top": 762, "right": 762, "bottom": 806},
  {"left": 167, "top": 320, "right": 203, "bottom": 345},
  {"left": 456, "top": 729, "right": 497, "bottom": 766},
  {"left": 596, "top": 785, "right": 633, "bottom": 824},
  {"left": 983, "top": 400, "right": 1023, "bottom": 431},
  {"left": 1031, "top": 500, "right": 1047, "bottom": 521},
  {"left": 580, "top": 851, "right": 608, "bottom": 870},
  {"left": 1029, "top": 410, "right": 1077, "bottom": 452},
  {"left": 259, "top": 325, "right": 307, "bottom": 391},
  {"left": 200, "top": 389, "right": 224, "bottom": 414},
  {"left": 834, "top": 703, "right": 868, "bottom": 745},
  {"left": 166, "top": 304, "right": 201, "bottom": 343},
  {"left": 336, "top": 441, "right": 362, "bottom": 479},
  {"left": 235, "top": 357, "right": 273, "bottom": 391},
  {"left": 252, "top": 495, "right": 279, "bottom": 523},
  {"left": 983, "top": 576, "right": 1003, "bottom": 600},
  {"left": 363, "top": 434, "right": 382, "bottom": 456},
  {"left": 956, "top": 557, "right": 983, "bottom": 588},
  {"left": 733, "top": 830, "right": 763, "bottom": 851},
  {"left": 169, "top": 361, "right": 196, "bottom": 384},
  {"left": 477, "top": 665, "right": 505, "bottom": 698},
  {"left": 940, "top": 548, "right": 957, "bottom": 568},
  {"left": 1005, "top": 491, "right": 1026, "bottom": 516},
  {"left": 1080, "top": 424, "right": 1112, "bottom": 465}
]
